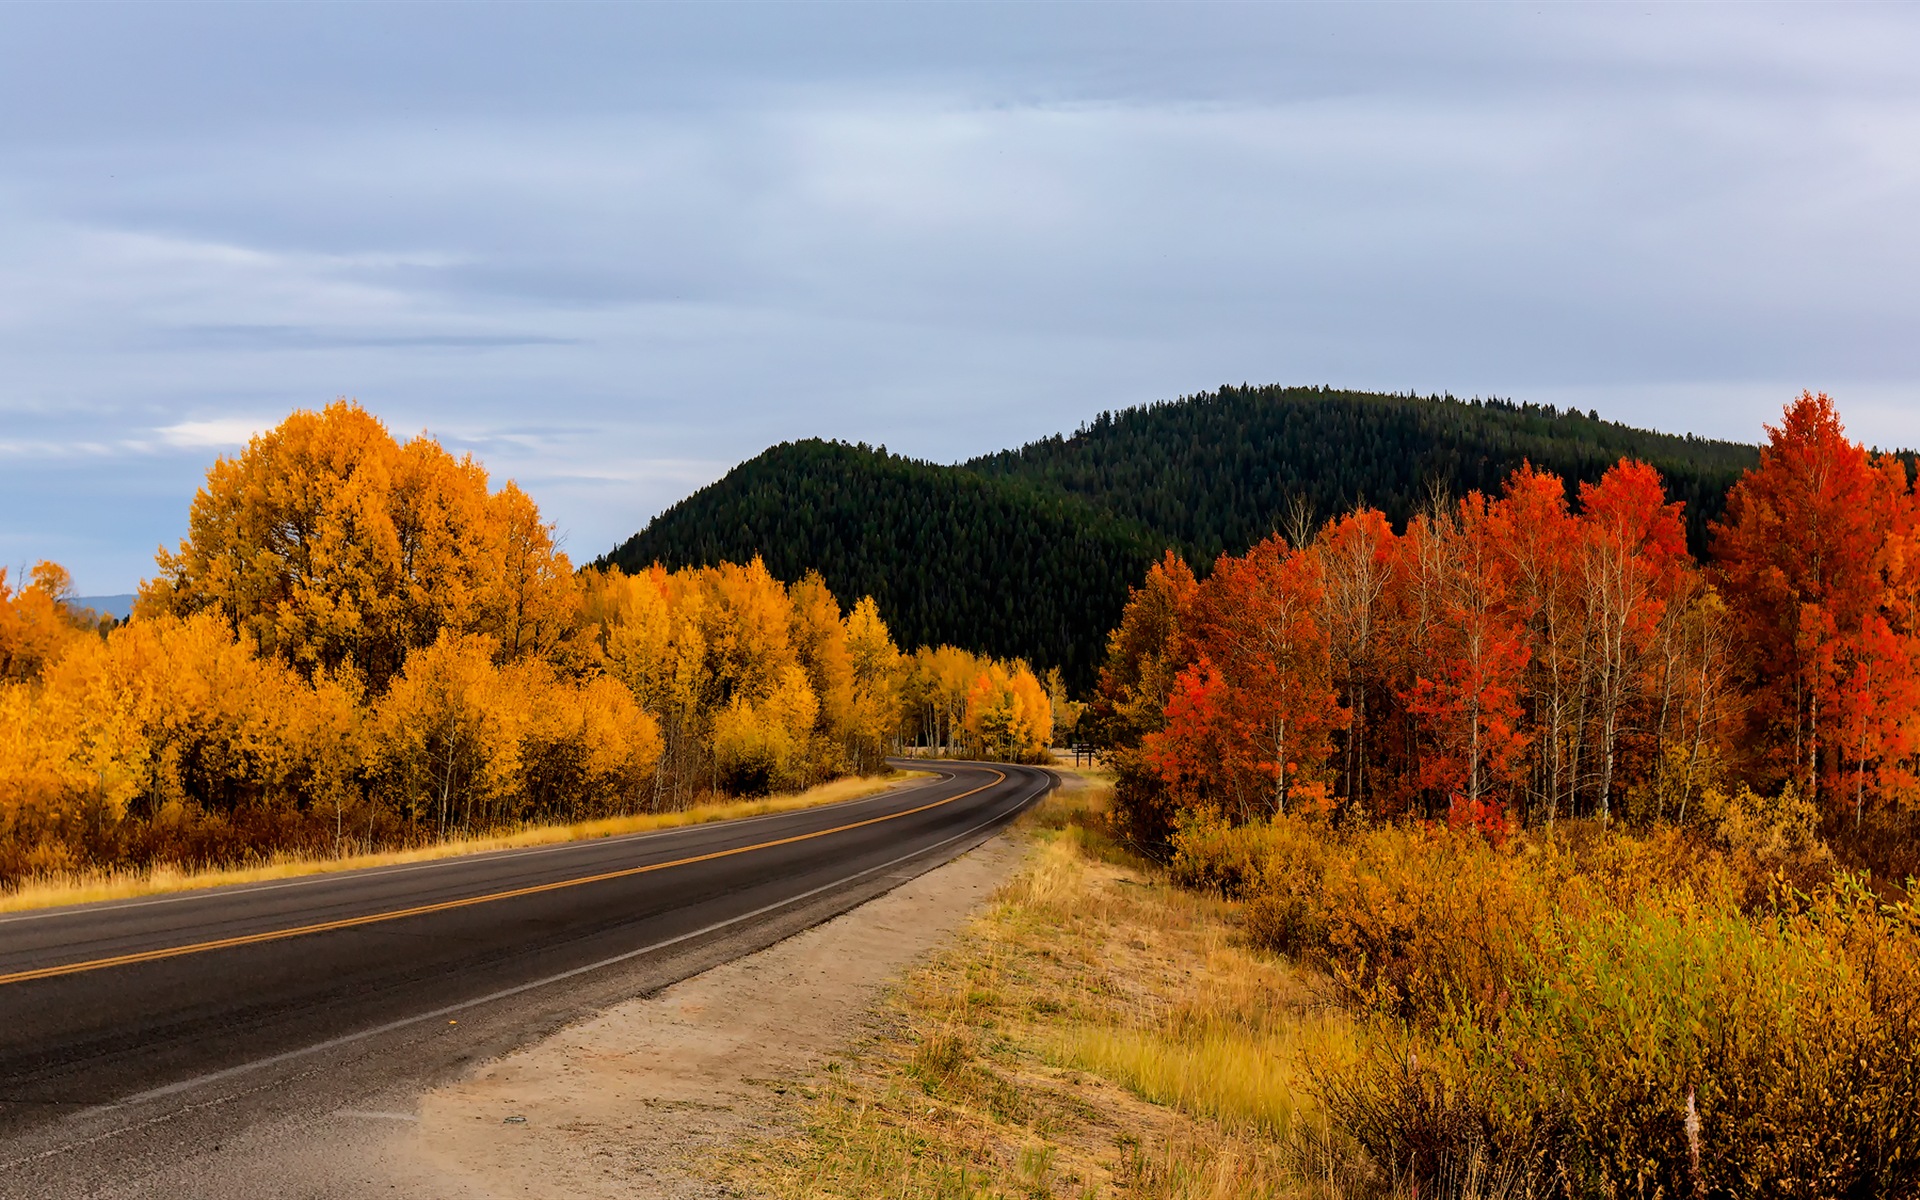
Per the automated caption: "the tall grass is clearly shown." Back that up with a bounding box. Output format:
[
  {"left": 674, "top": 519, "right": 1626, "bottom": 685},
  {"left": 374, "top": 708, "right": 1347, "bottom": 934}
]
[
  {"left": 1055, "top": 1024, "right": 1311, "bottom": 1139},
  {"left": 736, "top": 776, "right": 1318, "bottom": 1200}
]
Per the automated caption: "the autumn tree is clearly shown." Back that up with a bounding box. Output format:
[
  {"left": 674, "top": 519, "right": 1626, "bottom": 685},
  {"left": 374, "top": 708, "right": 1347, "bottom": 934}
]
[
  {"left": 1397, "top": 495, "right": 1530, "bottom": 832},
  {"left": 1711, "top": 393, "right": 1906, "bottom": 814},
  {"left": 1314, "top": 508, "right": 1397, "bottom": 814},
  {"left": 1178, "top": 535, "right": 1344, "bottom": 817},
  {"left": 1085, "top": 552, "right": 1199, "bottom": 750},
  {"left": 142, "top": 401, "right": 575, "bottom": 690},
  {"left": 1488, "top": 465, "right": 1582, "bottom": 823},
  {"left": 962, "top": 659, "right": 1053, "bottom": 762},
  {"left": 0, "top": 563, "right": 92, "bottom": 683},
  {"left": 1573, "top": 460, "right": 1693, "bottom": 820},
  {"left": 843, "top": 597, "right": 903, "bottom": 771},
  {"left": 902, "top": 645, "right": 979, "bottom": 757}
]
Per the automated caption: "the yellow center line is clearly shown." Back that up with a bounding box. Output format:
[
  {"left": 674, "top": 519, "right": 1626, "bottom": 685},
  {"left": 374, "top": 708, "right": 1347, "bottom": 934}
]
[{"left": 0, "top": 768, "right": 1006, "bottom": 989}]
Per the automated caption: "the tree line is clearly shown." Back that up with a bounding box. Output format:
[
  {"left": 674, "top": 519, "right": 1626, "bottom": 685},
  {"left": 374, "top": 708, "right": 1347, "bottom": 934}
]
[
  {"left": 0, "top": 403, "right": 1058, "bottom": 884},
  {"left": 1094, "top": 393, "right": 1920, "bottom": 875},
  {"left": 969, "top": 383, "right": 1760, "bottom": 560},
  {"left": 600, "top": 438, "right": 1159, "bottom": 690},
  {"left": 612, "top": 386, "right": 1763, "bottom": 692}
]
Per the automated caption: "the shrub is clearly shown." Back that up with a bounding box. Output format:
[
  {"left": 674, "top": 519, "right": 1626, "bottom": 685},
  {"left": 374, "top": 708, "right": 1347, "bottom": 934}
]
[{"left": 1172, "top": 811, "right": 1920, "bottom": 1197}]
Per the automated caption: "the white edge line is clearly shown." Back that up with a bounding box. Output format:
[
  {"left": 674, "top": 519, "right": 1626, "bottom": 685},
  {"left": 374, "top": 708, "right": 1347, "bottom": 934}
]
[
  {"left": 0, "top": 768, "right": 958, "bottom": 926},
  {"left": 5, "top": 769, "right": 1051, "bottom": 1171}
]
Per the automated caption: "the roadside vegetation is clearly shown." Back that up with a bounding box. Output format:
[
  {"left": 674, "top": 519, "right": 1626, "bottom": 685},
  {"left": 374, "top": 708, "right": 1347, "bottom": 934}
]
[
  {"left": 0, "top": 402, "right": 1066, "bottom": 894},
  {"left": 735, "top": 392, "right": 1920, "bottom": 1199},
  {"left": 728, "top": 772, "right": 1339, "bottom": 1200},
  {"left": 731, "top": 764, "right": 1920, "bottom": 1200}
]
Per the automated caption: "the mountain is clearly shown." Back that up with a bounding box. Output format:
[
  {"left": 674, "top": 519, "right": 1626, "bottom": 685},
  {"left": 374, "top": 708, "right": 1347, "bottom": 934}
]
[
  {"left": 597, "top": 439, "right": 1161, "bottom": 687},
  {"left": 600, "top": 385, "right": 1762, "bottom": 689},
  {"left": 967, "top": 385, "right": 1757, "bottom": 561}
]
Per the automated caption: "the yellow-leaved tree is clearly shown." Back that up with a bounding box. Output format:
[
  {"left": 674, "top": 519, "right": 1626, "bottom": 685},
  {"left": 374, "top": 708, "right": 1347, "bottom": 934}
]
[
  {"left": 963, "top": 659, "right": 1054, "bottom": 762},
  {"left": 844, "top": 597, "right": 902, "bottom": 771},
  {"left": 141, "top": 400, "right": 577, "bottom": 689},
  {"left": 5, "top": 401, "right": 1077, "bottom": 885}
]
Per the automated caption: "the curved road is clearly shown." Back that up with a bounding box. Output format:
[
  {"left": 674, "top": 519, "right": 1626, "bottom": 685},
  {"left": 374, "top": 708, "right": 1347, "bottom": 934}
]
[{"left": 0, "top": 760, "right": 1051, "bottom": 1197}]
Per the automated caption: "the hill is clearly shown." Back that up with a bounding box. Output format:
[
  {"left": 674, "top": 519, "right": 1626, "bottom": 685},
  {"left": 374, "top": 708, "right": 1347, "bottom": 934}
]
[
  {"left": 601, "top": 386, "right": 1763, "bottom": 690},
  {"left": 598, "top": 440, "right": 1161, "bottom": 687},
  {"left": 968, "top": 384, "right": 1757, "bottom": 561}
]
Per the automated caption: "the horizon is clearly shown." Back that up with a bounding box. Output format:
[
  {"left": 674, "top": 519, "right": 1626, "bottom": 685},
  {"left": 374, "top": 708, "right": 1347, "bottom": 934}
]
[{"left": 38, "top": 385, "right": 1796, "bottom": 599}]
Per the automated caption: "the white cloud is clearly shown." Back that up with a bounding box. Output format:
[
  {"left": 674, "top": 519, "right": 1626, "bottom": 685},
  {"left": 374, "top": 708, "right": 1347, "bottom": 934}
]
[{"left": 155, "top": 417, "right": 270, "bottom": 449}]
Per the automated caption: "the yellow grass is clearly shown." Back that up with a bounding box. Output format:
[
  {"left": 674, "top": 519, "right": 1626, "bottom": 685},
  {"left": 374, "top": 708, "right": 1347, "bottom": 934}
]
[
  {"left": 1055, "top": 1020, "right": 1327, "bottom": 1140},
  {"left": 727, "top": 766, "right": 1350, "bottom": 1200},
  {"left": 0, "top": 771, "right": 930, "bottom": 914}
]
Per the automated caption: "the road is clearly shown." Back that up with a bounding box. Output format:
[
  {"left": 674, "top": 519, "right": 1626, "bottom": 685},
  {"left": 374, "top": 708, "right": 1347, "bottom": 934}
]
[{"left": 0, "top": 760, "right": 1051, "bottom": 1197}]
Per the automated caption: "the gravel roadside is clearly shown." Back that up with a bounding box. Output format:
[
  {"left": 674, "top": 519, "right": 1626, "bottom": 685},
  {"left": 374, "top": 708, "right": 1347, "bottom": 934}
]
[{"left": 369, "top": 832, "right": 1032, "bottom": 1198}]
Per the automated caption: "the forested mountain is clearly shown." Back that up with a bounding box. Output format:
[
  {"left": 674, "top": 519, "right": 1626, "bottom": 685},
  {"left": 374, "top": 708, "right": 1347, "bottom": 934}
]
[
  {"left": 598, "top": 440, "right": 1161, "bottom": 686},
  {"left": 968, "top": 385, "right": 1757, "bottom": 560},
  {"left": 601, "top": 386, "right": 1763, "bottom": 689}
]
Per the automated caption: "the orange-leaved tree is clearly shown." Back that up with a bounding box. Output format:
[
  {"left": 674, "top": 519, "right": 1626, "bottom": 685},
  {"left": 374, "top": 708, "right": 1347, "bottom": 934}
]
[
  {"left": 1162, "top": 535, "right": 1345, "bottom": 819},
  {"left": 1398, "top": 494, "right": 1530, "bottom": 835},
  {"left": 1575, "top": 459, "right": 1694, "bottom": 820},
  {"left": 142, "top": 400, "right": 576, "bottom": 690},
  {"left": 1711, "top": 392, "right": 1912, "bottom": 817},
  {"left": 1314, "top": 507, "right": 1398, "bottom": 815}
]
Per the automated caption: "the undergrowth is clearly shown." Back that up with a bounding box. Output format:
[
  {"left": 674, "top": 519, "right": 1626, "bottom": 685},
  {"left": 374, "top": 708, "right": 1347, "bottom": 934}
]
[
  {"left": 1173, "top": 807, "right": 1920, "bottom": 1198},
  {"left": 729, "top": 770, "right": 1920, "bottom": 1199}
]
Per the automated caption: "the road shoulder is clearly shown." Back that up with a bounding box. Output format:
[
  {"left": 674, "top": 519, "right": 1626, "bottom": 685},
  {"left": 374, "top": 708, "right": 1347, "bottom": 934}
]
[{"left": 376, "top": 831, "right": 1032, "bottom": 1198}]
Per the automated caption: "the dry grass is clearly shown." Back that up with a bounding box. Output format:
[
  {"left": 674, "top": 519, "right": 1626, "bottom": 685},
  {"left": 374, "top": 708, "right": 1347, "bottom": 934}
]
[
  {"left": 725, "top": 768, "right": 1352, "bottom": 1200},
  {"left": 0, "top": 771, "right": 929, "bottom": 914}
]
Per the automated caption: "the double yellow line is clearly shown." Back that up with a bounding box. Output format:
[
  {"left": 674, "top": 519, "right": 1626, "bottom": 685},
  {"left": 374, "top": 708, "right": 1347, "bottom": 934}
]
[{"left": 0, "top": 769, "right": 1004, "bottom": 989}]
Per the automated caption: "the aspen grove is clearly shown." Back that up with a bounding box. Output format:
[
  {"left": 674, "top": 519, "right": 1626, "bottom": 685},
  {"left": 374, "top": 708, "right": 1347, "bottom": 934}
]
[
  {"left": 1097, "top": 393, "right": 1920, "bottom": 868},
  {"left": 0, "top": 402, "right": 1054, "bottom": 884}
]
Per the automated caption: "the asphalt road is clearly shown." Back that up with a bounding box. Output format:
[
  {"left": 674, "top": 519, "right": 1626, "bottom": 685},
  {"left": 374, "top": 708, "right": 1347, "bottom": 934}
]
[{"left": 0, "top": 759, "right": 1052, "bottom": 1197}]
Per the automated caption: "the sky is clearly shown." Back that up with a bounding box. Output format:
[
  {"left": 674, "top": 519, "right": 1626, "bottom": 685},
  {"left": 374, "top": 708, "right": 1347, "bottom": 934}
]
[{"left": 3, "top": 2, "right": 1918, "bottom": 594}]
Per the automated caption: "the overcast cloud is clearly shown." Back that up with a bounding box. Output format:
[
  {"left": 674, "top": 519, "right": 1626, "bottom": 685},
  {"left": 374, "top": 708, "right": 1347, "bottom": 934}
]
[{"left": 2, "top": 2, "right": 1917, "bottom": 592}]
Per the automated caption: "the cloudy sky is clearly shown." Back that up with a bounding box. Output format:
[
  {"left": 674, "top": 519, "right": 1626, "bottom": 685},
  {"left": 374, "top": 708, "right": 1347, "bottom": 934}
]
[{"left": 3, "top": 3, "right": 1917, "bottom": 593}]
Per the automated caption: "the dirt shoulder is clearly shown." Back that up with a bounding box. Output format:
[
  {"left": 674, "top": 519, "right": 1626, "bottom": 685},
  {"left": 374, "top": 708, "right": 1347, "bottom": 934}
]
[{"left": 375, "top": 829, "right": 1032, "bottom": 1198}]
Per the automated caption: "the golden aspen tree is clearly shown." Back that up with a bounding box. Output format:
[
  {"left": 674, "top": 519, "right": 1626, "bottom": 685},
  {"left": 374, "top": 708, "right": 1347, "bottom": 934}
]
[
  {"left": 145, "top": 401, "right": 410, "bottom": 682},
  {"left": 899, "top": 646, "right": 961, "bottom": 755},
  {"left": 0, "top": 682, "right": 101, "bottom": 868},
  {"left": 388, "top": 436, "right": 494, "bottom": 652},
  {"left": 712, "top": 663, "right": 820, "bottom": 793},
  {"left": 144, "top": 401, "right": 577, "bottom": 690},
  {"left": 698, "top": 557, "right": 797, "bottom": 706},
  {"left": 843, "top": 596, "right": 902, "bottom": 771},
  {"left": 960, "top": 657, "right": 1052, "bottom": 761},
  {"left": 0, "top": 562, "right": 91, "bottom": 683},
  {"left": 481, "top": 481, "right": 581, "bottom": 665},
  {"left": 572, "top": 674, "right": 663, "bottom": 809},
  {"left": 371, "top": 632, "right": 519, "bottom": 835},
  {"left": 787, "top": 571, "right": 855, "bottom": 753}
]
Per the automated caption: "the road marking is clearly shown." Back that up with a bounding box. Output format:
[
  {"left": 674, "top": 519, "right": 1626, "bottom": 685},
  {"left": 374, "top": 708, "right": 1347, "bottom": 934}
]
[
  {"left": 0, "top": 769, "right": 1005, "bottom": 988},
  {"left": 0, "top": 769, "right": 953, "bottom": 926},
  {"left": 1, "top": 770, "right": 1051, "bottom": 1173}
]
